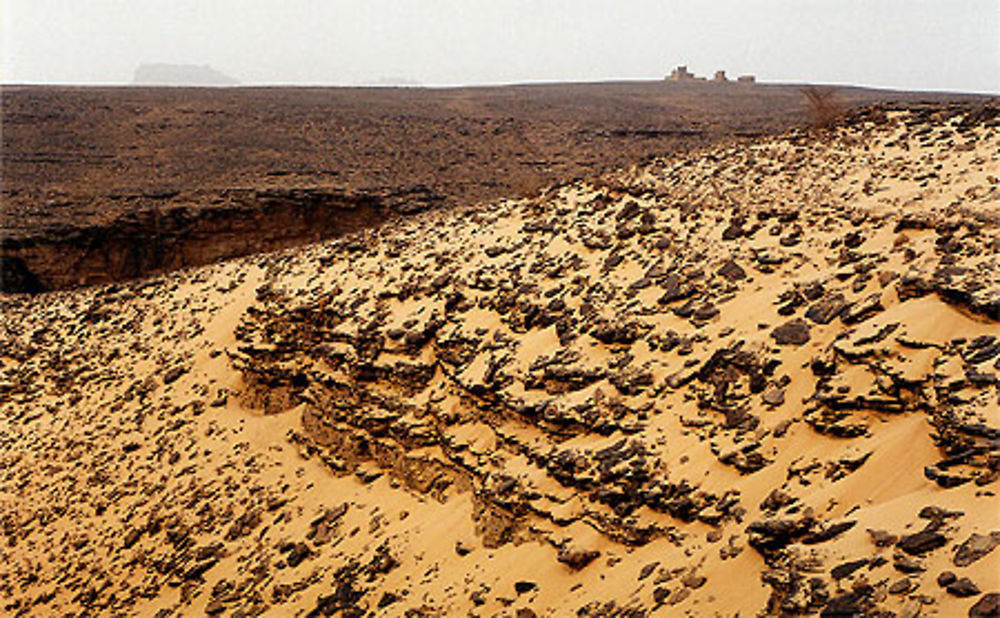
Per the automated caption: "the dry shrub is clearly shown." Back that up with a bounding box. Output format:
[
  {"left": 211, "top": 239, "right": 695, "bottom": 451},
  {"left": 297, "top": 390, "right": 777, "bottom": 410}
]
[{"left": 801, "top": 86, "right": 843, "bottom": 130}]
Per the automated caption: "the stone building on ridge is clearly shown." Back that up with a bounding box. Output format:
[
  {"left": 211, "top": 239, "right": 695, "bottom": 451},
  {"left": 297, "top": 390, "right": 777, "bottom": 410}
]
[
  {"left": 668, "top": 65, "right": 756, "bottom": 84},
  {"left": 668, "top": 65, "right": 696, "bottom": 81}
]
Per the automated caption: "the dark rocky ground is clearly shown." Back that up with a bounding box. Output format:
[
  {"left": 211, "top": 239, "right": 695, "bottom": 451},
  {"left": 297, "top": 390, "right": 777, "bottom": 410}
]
[{"left": 1, "top": 81, "right": 988, "bottom": 292}]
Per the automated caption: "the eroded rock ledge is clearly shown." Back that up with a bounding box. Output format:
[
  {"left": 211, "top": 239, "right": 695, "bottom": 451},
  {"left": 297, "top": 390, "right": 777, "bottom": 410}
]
[{"left": 1, "top": 188, "right": 392, "bottom": 292}]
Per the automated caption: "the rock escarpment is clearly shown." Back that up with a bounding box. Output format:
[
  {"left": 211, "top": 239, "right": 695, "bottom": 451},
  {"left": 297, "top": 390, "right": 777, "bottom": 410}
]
[{"left": 1, "top": 189, "right": 388, "bottom": 292}]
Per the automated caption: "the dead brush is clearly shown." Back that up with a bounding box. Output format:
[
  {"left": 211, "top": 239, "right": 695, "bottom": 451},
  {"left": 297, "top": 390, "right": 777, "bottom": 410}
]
[{"left": 801, "top": 86, "right": 844, "bottom": 130}]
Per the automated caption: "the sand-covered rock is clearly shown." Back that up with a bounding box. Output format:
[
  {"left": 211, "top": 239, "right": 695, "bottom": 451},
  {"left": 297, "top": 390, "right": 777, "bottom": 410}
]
[{"left": 1, "top": 103, "right": 998, "bottom": 616}]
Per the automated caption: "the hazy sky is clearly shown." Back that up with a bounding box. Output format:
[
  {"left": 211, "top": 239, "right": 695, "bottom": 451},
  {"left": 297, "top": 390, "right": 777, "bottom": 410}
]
[{"left": 3, "top": 0, "right": 998, "bottom": 92}]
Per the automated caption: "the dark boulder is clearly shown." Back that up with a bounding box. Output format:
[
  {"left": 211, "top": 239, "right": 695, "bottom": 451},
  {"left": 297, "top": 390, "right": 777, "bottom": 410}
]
[{"left": 771, "top": 319, "right": 811, "bottom": 346}]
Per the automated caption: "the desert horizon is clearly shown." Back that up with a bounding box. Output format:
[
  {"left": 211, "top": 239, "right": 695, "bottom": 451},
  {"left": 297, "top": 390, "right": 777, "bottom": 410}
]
[{"left": 3, "top": 78, "right": 998, "bottom": 96}]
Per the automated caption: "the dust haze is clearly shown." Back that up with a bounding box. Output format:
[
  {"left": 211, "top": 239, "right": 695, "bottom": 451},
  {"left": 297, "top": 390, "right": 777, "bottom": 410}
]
[{"left": 3, "top": 0, "right": 999, "bottom": 92}]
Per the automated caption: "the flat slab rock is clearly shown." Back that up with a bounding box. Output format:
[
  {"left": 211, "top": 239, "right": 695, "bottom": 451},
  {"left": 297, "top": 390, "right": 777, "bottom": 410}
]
[
  {"left": 953, "top": 531, "right": 1000, "bottom": 567},
  {"left": 897, "top": 530, "right": 948, "bottom": 556},
  {"left": 771, "top": 318, "right": 811, "bottom": 346}
]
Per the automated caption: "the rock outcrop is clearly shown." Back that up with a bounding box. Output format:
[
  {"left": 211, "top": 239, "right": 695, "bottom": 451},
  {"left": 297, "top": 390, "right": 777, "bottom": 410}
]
[{"left": 1, "top": 189, "right": 386, "bottom": 292}]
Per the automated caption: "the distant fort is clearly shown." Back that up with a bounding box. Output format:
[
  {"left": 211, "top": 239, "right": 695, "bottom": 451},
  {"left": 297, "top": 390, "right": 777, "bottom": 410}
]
[{"left": 668, "top": 65, "right": 755, "bottom": 84}]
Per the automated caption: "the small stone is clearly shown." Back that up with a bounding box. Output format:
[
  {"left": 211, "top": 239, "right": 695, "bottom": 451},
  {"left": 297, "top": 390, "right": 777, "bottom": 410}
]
[
  {"left": 821, "top": 592, "right": 863, "bottom": 618},
  {"left": 897, "top": 530, "right": 948, "bottom": 555},
  {"left": 653, "top": 587, "right": 670, "bottom": 604},
  {"left": 638, "top": 562, "right": 660, "bottom": 581},
  {"left": 761, "top": 489, "right": 796, "bottom": 512},
  {"left": 163, "top": 365, "right": 187, "bottom": 385},
  {"left": 918, "top": 505, "right": 963, "bottom": 522},
  {"left": 947, "top": 577, "right": 981, "bottom": 597},
  {"left": 831, "top": 559, "right": 869, "bottom": 580},
  {"left": 802, "top": 520, "right": 857, "bottom": 544},
  {"left": 286, "top": 542, "right": 312, "bottom": 567},
  {"left": 557, "top": 548, "right": 600, "bottom": 571},
  {"left": 122, "top": 527, "right": 142, "bottom": 549},
  {"left": 717, "top": 260, "right": 746, "bottom": 282},
  {"left": 889, "top": 578, "right": 914, "bottom": 595},
  {"left": 844, "top": 231, "right": 865, "bottom": 249},
  {"left": 842, "top": 293, "right": 884, "bottom": 324},
  {"left": 954, "top": 532, "right": 1000, "bottom": 567},
  {"left": 378, "top": 592, "right": 400, "bottom": 608},
  {"left": 616, "top": 201, "right": 641, "bottom": 221},
  {"left": 681, "top": 572, "right": 706, "bottom": 589},
  {"left": 722, "top": 224, "right": 744, "bottom": 241},
  {"left": 771, "top": 318, "right": 811, "bottom": 346},
  {"left": 893, "top": 555, "right": 925, "bottom": 573},
  {"left": 762, "top": 388, "right": 785, "bottom": 406},
  {"left": 805, "top": 293, "right": 849, "bottom": 324},
  {"left": 668, "top": 587, "right": 691, "bottom": 605},
  {"left": 969, "top": 593, "right": 1000, "bottom": 617},
  {"left": 514, "top": 581, "right": 537, "bottom": 595}
]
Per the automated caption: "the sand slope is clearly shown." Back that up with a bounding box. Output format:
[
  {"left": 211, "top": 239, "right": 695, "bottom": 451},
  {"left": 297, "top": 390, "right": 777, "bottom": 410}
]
[{"left": 1, "top": 104, "right": 998, "bottom": 617}]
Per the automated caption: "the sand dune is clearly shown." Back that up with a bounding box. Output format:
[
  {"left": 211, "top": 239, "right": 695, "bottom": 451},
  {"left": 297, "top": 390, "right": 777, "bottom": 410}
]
[{"left": 1, "top": 103, "right": 998, "bottom": 617}]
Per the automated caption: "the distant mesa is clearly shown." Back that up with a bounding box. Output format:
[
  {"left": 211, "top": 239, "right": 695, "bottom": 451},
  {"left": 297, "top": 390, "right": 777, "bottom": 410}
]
[
  {"left": 668, "top": 65, "right": 755, "bottom": 84},
  {"left": 133, "top": 63, "right": 239, "bottom": 86}
]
